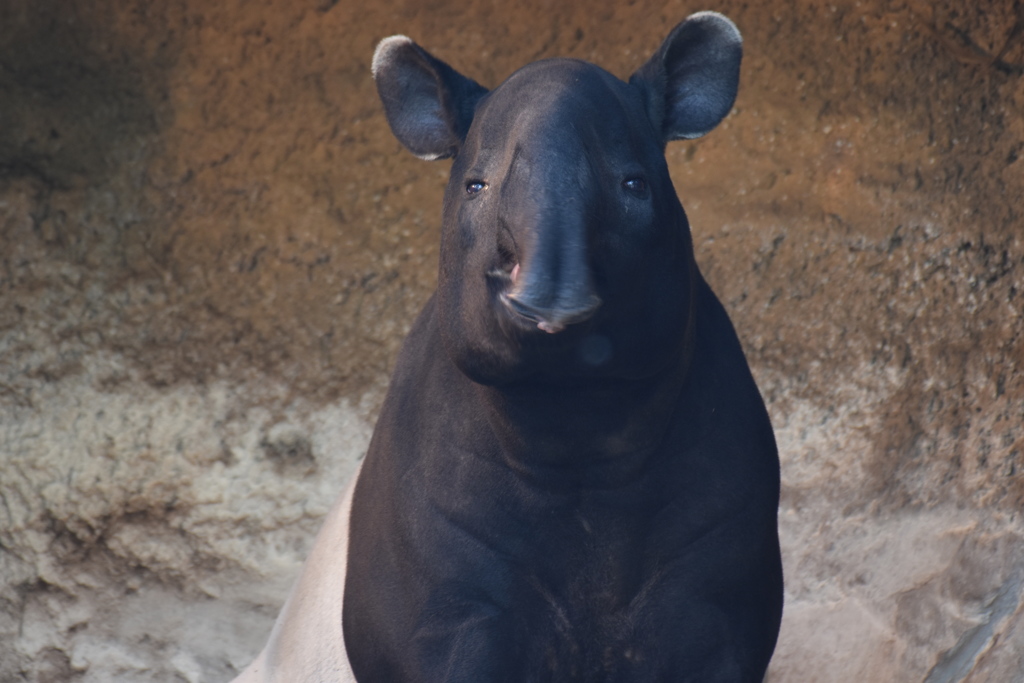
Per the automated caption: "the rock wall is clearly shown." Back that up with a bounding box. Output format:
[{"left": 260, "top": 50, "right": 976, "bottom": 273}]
[{"left": 1, "top": 1, "right": 1021, "bottom": 681}]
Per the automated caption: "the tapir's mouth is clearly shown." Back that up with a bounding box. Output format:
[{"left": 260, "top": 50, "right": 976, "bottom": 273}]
[
  {"left": 489, "top": 264, "right": 601, "bottom": 334},
  {"left": 501, "top": 291, "right": 599, "bottom": 334},
  {"left": 488, "top": 262, "right": 560, "bottom": 331},
  {"left": 486, "top": 260, "right": 520, "bottom": 292},
  {"left": 488, "top": 262, "right": 529, "bottom": 320}
]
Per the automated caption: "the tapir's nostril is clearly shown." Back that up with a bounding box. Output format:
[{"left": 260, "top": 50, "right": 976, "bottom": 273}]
[{"left": 501, "top": 292, "right": 602, "bottom": 334}]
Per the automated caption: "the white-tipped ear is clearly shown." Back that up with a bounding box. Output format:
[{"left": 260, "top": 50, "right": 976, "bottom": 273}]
[
  {"left": 371, "top": 35, "right": 414, "bottom": 80},
  {"left": 371, "top": 36, "right": 489, "bottom": 160},
  {"left": 630, "top": 11, "right": 742, "bottom": 142}
]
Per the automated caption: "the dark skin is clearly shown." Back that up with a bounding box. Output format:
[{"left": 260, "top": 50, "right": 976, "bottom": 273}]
[{"left": 345, "top": 13, "right": 783, "bottom": 682}]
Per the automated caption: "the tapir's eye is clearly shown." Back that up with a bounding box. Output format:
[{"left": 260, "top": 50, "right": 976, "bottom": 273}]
[
  {"left": 466, "top": 181, "right": 487, "bottom": 196},
  {"left": 622, "top": 177, "right": 648, "bottom": 197}
]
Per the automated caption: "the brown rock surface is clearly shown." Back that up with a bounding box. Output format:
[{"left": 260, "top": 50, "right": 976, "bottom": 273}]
[{"left": 1, "top": 0, "right": 1021, "bottom": 680}]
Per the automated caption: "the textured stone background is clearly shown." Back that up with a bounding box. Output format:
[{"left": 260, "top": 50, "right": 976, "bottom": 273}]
[{"left": 1, "top": 0, "right": 1022, "bottom": 681}]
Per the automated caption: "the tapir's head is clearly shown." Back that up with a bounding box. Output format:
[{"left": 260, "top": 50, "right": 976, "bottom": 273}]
[{"left": 372, "top": 13, "right": 742, "bottom": 385}]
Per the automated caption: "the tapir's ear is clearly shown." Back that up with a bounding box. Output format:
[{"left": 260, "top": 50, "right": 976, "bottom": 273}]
[
  {"left": 372, "top": 36, "right": 489, "bottom": 160},
  {"left": 630, "top": 12, "right": 742, "bottom": 142}
]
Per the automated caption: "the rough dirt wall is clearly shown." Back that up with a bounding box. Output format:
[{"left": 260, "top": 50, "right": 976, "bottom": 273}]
[{"left": 1, "top": 0, "right": 1022, "bottom": 681}]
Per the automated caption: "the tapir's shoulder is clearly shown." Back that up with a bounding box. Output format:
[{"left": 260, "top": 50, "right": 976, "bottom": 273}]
[{"left": 672, "top": 275, "right": 779, "bottom": 485}]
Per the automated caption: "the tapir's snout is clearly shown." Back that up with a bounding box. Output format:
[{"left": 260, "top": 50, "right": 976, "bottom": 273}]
[
  {"left": 492, "top": 138, "right": 605, "bottom": 335},
  {"left": 496, "top": 201, "right": 603, "bottom": 334},
  {"left": 501, "top": 288, "right": 601, "bottom": 334}
]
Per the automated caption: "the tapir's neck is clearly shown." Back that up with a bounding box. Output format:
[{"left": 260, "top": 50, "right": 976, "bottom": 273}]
[
  {"left": 471, "top": 373, "right": 683, "bottom": 487},
  {"left": 471, "top": 319, "right": 696, "bottom": 489}
]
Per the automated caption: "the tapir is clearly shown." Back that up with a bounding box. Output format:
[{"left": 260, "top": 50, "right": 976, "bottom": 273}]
[{"left": 233, "top": 11, "right": 783, "bottom": 683}]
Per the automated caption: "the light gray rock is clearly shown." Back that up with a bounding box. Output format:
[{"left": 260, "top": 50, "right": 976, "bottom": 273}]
[{"left": 0, "top": 358, "right": 369, "bottom": 682}]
